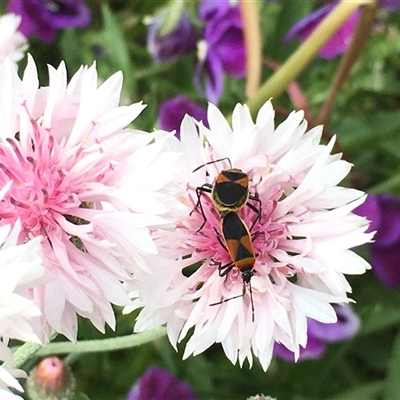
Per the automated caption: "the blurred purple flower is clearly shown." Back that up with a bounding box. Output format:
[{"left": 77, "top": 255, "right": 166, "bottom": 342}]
[
  {"left": 127, "top": 366, "right": 196, "bottom": 400},
  {"left": 195, "top": 0, "right": 245, "bottom": 104},
  {"left": 6, "top": 0, "right": 91, "bottom": 43},
  {"left": 354, "top": 193, "right": 400, "bottom": 288},
  {"left": 158, "top": 95, "right": 208, "bottom": 139},
  {"left": 284, "top": 0, "right": 400, "bottom": 59},
  {"left": 147, "top": 12, "right": 197, "bottom": 64},
  {"left": 199, "top": 0, "right": 233, "bottom": 21},
  {"left": 380, "top": 0, "right": 400, "bottom": 11},
  {"left": 274, "top": 304, "right": 360, "bottom": 361},
  {"left": 283, "top": 3, "right": 359, "bottom": 59}
]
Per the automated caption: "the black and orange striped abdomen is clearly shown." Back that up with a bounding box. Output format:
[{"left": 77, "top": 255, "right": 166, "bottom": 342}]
[{"left": 221, "top": 211, "right": 255, "bottom": 271}]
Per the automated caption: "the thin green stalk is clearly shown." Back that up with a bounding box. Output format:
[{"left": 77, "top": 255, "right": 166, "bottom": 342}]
[
  {"left": 4, "top": 328, "right": 166, "bottom": 369},
  {"left": 35, "top": 327, "right": 166, "bottom": 358},
  {"left": 245, "top": 0, "right": 372, "bottom": 119}
]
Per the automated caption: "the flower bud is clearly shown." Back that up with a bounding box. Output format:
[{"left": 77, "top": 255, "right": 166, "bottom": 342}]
[{"left": 26, "top": 357, "right": 76, "bottom": 400}]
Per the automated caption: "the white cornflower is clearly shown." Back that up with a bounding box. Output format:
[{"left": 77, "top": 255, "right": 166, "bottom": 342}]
[
  {"left": 128, "top": 100, "right": 372, "bottom": 371},
  {"left": 0, "top": 14, "right": 27, "bottom": 63}
]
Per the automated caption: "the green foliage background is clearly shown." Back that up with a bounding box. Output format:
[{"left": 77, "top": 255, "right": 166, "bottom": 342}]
[{"left": 12, "top": 1, "right": 400, "bottom": 399}]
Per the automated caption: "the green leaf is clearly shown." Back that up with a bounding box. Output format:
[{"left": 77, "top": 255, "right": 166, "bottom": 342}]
[
  {"left": 59, "top": 30, "right": 85, "bottom": 72},
  {"left": 360, "top": 306, "right": 400, "bottom": 336},
  {"left": 370, "top": 172, "right": 400, "bottom": 194},
  {"left": 384, "top": 329, "right": 400, "bottom": 400},
  {"left": 11, "top": 332, "right": 58, "bottom": 369},
  {"left": 101, "top": 3, "right": 135, "bottom": 94},
  {"left": 73, "top": 392, "right": 92, "bottom": 400},
  {"left": 336, "top": 111, "right": 400, "bottom": 149},
  {"left": 326, "top": 381, "right": 384, "bottom": 400}
]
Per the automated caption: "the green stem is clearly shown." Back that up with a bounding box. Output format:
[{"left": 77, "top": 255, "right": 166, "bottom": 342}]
[
  {"left": 133, "top": 63, "right": 173, "bottom": 80},
  {"left": 35, "top": 327, "right": 166, "bottom": 357},
  {"left": 245, "top": 0, "right": 371, "bottom": 119}
]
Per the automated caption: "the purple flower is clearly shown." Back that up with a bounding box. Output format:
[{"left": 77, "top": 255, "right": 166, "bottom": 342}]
[
  {"left": 199, "top": 0, "right": 233, "bottom": 21},
  {"left": 380, "top": 0, "right": 400, "bottom": 11},
  {"left": 6, "top": 0, "right": 91, "bottom": 43},
  {"left": 195, "top": 0, "right": 245, "bottom": 104},
  {"left": 274, "top": 334, "right": 326, "bottom": 361},
  {"left": 274, "top": 304, "right": 360, "bottom": 361},
  {"left": 158, "top": 95, "right": 208, "bottom": 139},
  {"left": 147, "top": 12, "right": 197, "bottom": 64},
  {"left": 354, "top": 193, "right": 400, "bottom": 288},
  {"left": 127, "top": 366, "right": 196, "bottom": 400},
  {"left": 284, "top": 0, "right": 400, "bottom": 59},
  {"left": 284, "top": 3, "right": 359, "bottom": 59}
]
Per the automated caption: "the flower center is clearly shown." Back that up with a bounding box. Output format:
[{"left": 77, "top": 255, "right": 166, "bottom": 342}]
[
  {"left": 0, "top": 132, "right": 79, "bottom": 238},
  {"left": 44, "top": 0, "right": 78, "bottom": 16},
  {"left": 182, "top": 180, "right": 290, "bottom": 283},
  {"left": 197, "top": 40, "right": 208, "bottom": 62},
  {"left": 44, "top": 0, "right": 61, "bottom": 13}
]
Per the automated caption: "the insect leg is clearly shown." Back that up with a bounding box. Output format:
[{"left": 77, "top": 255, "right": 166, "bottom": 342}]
[
  {"left": 190, "top": 184, "right": 213, "bottom": 232},
  {"left": 247, "top": 195, "right": 262, "bottom": 231},
  {"left": 209, "top": 282, "right": 245, "bottom": 307},
  {"left": 248, "top": 280, "right": 255, "bottom": 322},
  {"left": 251, "top": 231, "right": 260, "bottom": 241},
  {"left": 218, "top": 261, "right": 234, "bottom": 277},
  {"left": 213, "top": 227, "right": 228, "bottom": 252},
  {"left": 209, "top": 282, "right": 254, "bottom": 321}
]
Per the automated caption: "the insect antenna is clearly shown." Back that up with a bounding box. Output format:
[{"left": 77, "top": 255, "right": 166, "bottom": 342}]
[{"left": 192, "top": 157, "right": 232, "bottom": 173}]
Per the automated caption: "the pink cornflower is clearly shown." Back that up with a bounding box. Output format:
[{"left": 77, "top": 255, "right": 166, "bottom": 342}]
[
  {"left": 128, "top": 101, "right": 372, "bottom": 371},
  {"left": 0, "top": 56, "right": 182, "bottom": 342},
  {"left": 0, "top": 13, "right": 27, "bottom": 64}
]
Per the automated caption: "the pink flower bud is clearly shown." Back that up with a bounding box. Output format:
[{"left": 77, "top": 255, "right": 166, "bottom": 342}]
[{"left": 26, "top": 357, "right": 76, "bottom": 400}]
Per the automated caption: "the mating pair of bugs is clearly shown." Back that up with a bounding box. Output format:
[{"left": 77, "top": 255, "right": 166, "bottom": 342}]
[{"left": 192, "top": 158, "right": 262, "bottom": 322}]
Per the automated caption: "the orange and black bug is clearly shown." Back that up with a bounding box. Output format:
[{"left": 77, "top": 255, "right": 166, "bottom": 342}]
[
  {"left": 192, "top": 157, "right": 261, "bottom": 231},
  {"left": 209, "top": 211, "right": 260, "bottom": 322}
]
